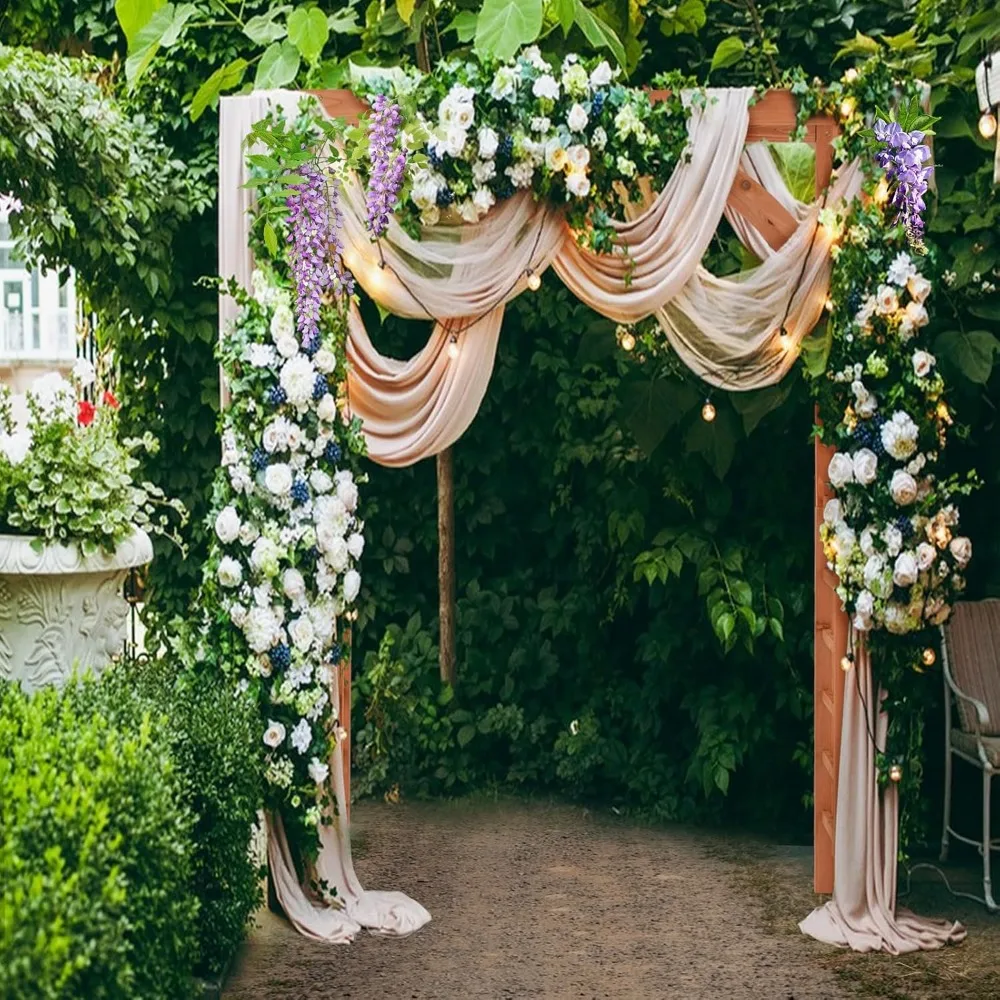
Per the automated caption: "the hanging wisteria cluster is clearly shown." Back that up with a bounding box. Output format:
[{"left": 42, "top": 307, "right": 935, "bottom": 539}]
[
  {"left": 365, "top": 94, "right": 407, "bottom": 239},
  {"left": 872, "top": 119, "right": 932, "bottom": 251}
]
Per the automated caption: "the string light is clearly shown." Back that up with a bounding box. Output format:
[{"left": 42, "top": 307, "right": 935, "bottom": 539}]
[
  {"left": 980, "top": 110, "right": 998, "bottom": 140},
  {"left": 447, "top": 334, "right": 459, "bottom": 360},
  {"left": 618, "top": 329, "right": 636, "bottom": 352},
  {"left": 889, "top": 763, "right": 903, "bottom": 783},
  {"left": 839, "top": 96, "right": 857, "bottom": 119},
  {"left": 844, "top": 68, "right": 859, "bottom": 83},
  {"left": 824, "top": 297, "right": 834, "bottom": 312},
  {"left": 701, "top": 400, "right": 716, "bottom": 423},
  {"left": 922, "top": 647, "right": 937, "bottom": 667},
  {"left": 840, "top": 654, "right": 854, "bottom": 672},
  {"left": 526, "top": 268, "right": 541, "bottom": 291}
]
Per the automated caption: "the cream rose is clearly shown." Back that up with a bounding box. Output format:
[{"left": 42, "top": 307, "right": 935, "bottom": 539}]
[
  {"left": 215, "top": 505, "right": 241, "bottom": 544},
  {"left": 890, "top": 469, "right": 918, "bottom": 506},
  {"left": 852, "top": 448, "right": 878, "bottom": 486},
  {"left": 313, "top": 349, "right": 336, "bottom": 374},
  {"left": 893, "top": 551, "right": 919, "bottom": 587},
  {"left": 907, "top": 273, "right": 931, "bottom": 303},
  {"left": 903, "top": 300, "right": 929, "bottom": 328},
  {"left": 823, "top": 499, "right": 842, "bottom": 525},
  {"left": 217, "top": 556, "right": 243, "bottom": 588},
  {"left": 949, "top": 536, "right": 972, "bottom": 568},
  {"left": 916, "top": 541, "right": 936, "bottom": 571},
  {"left": 828, "top": 452, "right": 854, "bottom": 488},
  {"left": 875, "top": 284, "right": 899, "bottom": 315},
  {"left": 263, "top": 720, "right": 286, "bottom": 748},
  {"left": 911, "top": 350, "right": 935, "bottom": 377},
  {"left": 343, "top": 568, "right": 362, "bottom": 603}
]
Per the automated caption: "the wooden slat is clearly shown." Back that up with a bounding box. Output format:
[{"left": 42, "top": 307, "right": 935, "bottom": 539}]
[
  {"left": 726, "top": 167, "right": 798, "bottom": 251},
  {"left": 339, "top": 626, "right": 353, "bottom": 822}
]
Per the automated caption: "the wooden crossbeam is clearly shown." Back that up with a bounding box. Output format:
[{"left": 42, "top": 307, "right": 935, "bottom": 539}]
[{"left": 726, "top": 166, "right": 798, "bottom": 251}]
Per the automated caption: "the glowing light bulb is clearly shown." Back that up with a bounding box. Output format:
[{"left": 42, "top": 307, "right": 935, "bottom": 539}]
[
  {"left": 620, "top": 331, "right": 636, "bottom": 352},
  {"left": 447, "top": 335, "right": 460, "bottom": 360},
  {"left": 889, "top": 763, "right": 903, "bottom": 783},
  {"left": 839, "top": 96, "right": 857, "bottom": 119},
  {"left": 844, "top": 68, "right": 859, "bottom": 83},
  {"left": 874, "top": 178, "right": 890, "bottom": 206},
  {"left": 825, "top": 297, "right": 834, "bottom": 312},
  {"left": 701, "top": 400, "right": 716, "bottom": 423},
  {"left": 841, "top": 654, "right": 854, "bottom": 672},
  {"left": 526, "top": 269, "right": 541, "bottom": 291},
  {"left": 922, "top": 647, "right": 937, "bottom": 667},
  {"left": 980, "top": 111, "right": 998, "bottom": 140}
]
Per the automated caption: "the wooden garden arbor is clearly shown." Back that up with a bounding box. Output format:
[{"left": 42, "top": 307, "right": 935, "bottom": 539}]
[{"left": 313, "top": 86, "right": 848, "bottom": 894}]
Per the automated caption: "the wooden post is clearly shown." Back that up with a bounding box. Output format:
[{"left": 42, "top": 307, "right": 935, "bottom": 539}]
[
  {"left": 339, "top": 626, "right": 352, "bottom": 822},
  {"left": 437, "top": 447, "right": 457, "bottom": 685}
]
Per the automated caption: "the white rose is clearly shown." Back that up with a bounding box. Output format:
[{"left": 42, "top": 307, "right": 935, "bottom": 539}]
[
  {"left": 286, "top": 422, "right": 302, "bottom": 452},
  {"left": 567, "top": 144, "right": 590, "bottom": 170},
  {"left": 532, "top": 75, "right": 560, "bottom": 101},
  {"left": 875, "top": 284, "right": 899, "bottom": 315},
  {"left": 239, "top": 521, "right": 259, "bottom": 547},
  {"left": 859, "top": 527, "right": 876, "bottom": 557},
  {"left": 893, "top": 551, "right": 919, "bottom": 587},
  {"left": 215, "top": 505, "right": 241, "bottom": 544},
  {"left": 443, "top": 125, "right": 467, "bottom": 158},
  {"left": 265, "top": 462, "right": 293, "bottom": 496},
  {"left": 903, "top": 300, "right": 929, "bottom": 328},
  {"left": 890, "top": 469, "right": 918, "bottom": 506},
  {"left": 489, "top": 67, "right": 517, "bottom": 101},
  {"left": 410, "top": 170, "right": 440, "bottom": 211},
  {"left": 314, "top": 393, "right": 337, "bottom": 424},
  {"left": 72, "top": 356, "right": 96, "bottom": 389},
  {"left": 335, "top": 471, "right": 359, "bottom": 511},
  {"left": 834, "top": 523, "right": 856, "bottom": 556},
  {"left": 887, "top": 252, "right": 917, "bottom": 287},
  {"left": 270, "top": 304, "right": 295, "bottom": 342},
  {"left": 0, "top": 429, "right": 33, "bottom": 466},
  {"left": 566, "top": 171, "right": 591, "bottom": 198},
  {"left": 457, "top": 200, "right": 479, "bottom": 224},
  {"left": 310, "top": 469, "right": 333, "bottom": 494},
  {"left": 477, "top": 126, "right": 499, "bottom": 159},
  {"left": 852, "top": 448, "right": 878, "bottom": 486},
  {"left": 823, "top": 499, "right": 842, "bottom": 525},
  {"left": 453, "top": 103, "right": 474, "bottom": 130},
  {"left": 882, "top": 525, "right": 903, "bottom": 557},
  {"left": 881, "top": 411, "right": 919, "bottom": 461},
  {"left": 855, "top": 590, "right": 875, "bottom": 619},
  {"left": 313, "top": 349, "right": 336, "bottom": 374},
  {"left": 949, "top": 536, "right": 972, "bottom": 568},
  {"left": 308, "top": 757, "right": 330, "bottom": 785},
  {"left": 590, "top": 60, "right": 614, "bottom": 87},
  {"left": 247, "top": 343, "right": 277, "bottom": 369},
  {"left": 907, "top": 273, "right": 932, "bottom": 303},
  {"left": 250, "top": 537, "right": 281, "bottom": 576},
  {"left": 282, "top": 568, "right": 306, "bottom": 601},
  {"left": 472, "top": 187, "right": 495, "bottom": 217},
  {"left": 288, "top": 616, "right": 315, "bottom": 652},
  {"left": 472, "top": 159, "right": 496, "bottom": 184},
  {"left": 347, "top": 532, "right": 365, "bottom": 559},
  {"left": 343, "top": 568, "right": 361, "bottom": 604},
  {"left": 567, "top": 103, "right": 588, "bottom": 132},
  {"left": 263, "top": 720, "right": 286, "bottom": 748},
  {"left": 217, "top": 556, "right": 243, "bottom": 588},
  {"left": 828, "top": 452, "right": 854, "bottom": 488},
  {"left": 916, "top": 542, "right": 936, "bottom": 571},
  {"left": 229, "top": 604, "right": 248, "bottom": 628},
  {"left": 324, "top": 535, "right": 350, "bottom": 572},
  {"left": 884, "top": 603, "right": 911, "bottom": 635},
  {"left": 911, "top": 350, "right": 935, "bottom": 378},
  {"left": 280, "top": 355, "right": 317, "bottom": 407}
]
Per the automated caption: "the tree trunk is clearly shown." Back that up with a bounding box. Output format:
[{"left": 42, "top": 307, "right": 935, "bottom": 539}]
[{"left": 437, "top": 447, "right": 457, "bottom": 685}]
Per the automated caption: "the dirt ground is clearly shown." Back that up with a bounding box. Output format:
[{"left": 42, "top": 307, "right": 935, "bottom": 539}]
[{"left": 225, "top": 798, "right": 870, "bottom": 1000}]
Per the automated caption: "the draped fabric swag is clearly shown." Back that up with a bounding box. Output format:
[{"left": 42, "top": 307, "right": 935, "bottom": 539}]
[{"left": 217, "top": 86, "right": 962, "bottom": 953}]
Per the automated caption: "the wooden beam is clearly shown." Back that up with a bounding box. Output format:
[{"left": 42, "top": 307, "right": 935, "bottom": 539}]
[
  {"left": 339, "top": 627, "right": 353, "bottom": 822},
  {"left": 726, "top": 166, "right": 798, "bottom": 251},
  {"left": 437, "top": 447, "right": 457, "bottom": 685}
]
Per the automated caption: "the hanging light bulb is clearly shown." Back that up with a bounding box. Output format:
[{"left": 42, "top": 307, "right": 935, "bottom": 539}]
[
  {"left": 922, "top": 647, "right": 937, "bottom": 667},
  {"left": 447, "top": 334, "right": 460, "bottom": 360},
  {"left": 844, "top": 67, "right": 859, "bottom": 83},
  {"left": 701, "top": 400, "right": 716, "bottom": 423},
  {"left": 889, "top": 763, "right": 903, "bottom": 783},
  {"left": 874, "top": 177, "right": 890, "bottom": 206},
  {"left": 824, "top": 297, "right": 834, "bottom": 313},
  {"left": 526, "top": 268, "right": 541, "bottom": 291},
  {"left": 619, "top": 330, "right": 636, "bottom": 352},
  {"left": 979, "top": 110, "right": 998, "bottom": 140},
  {"left": 839, "top": 96, "right": 857, "bottom": 119},
  {"left": 840, "top": 654, "right": 854, "bottom": 672}
]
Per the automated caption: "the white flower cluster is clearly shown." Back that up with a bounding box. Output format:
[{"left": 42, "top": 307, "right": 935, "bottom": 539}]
[
  {"left": 209, "top": 267, "right": 362, "bottom": 820},
  {"left": 820, "top": 245, "right": 970, "bottom": 636}
]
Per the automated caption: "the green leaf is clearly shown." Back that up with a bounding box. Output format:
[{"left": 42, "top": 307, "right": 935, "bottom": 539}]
[
  {"left": 263, "top": 221, "right": 278, "bottom": 256},
  {"left": 254, "top": 40, "right": 301, "bottom": 89},
  {"left": 554, "top": 0, "right": 575, "bottom": 35},
  {"left": 714, "top": 765, "right": 730, "bottom": 794},
  {"left": 474, "top": 0, "right": 543, "bottom": 62},
  {"left": 190, "top": 58, "right": 247, "bottom": 121},
  {"left": 969, "top": 301, "right": 1000, "bottom": 322},
  {"left": 934, "top": 329, "right": 1000, "bottom": 384},
  {"left": 709, "top": 36, "right": 744, "bottom": 73},
  {"left": 800, "top": 321, "right": 832, "bottom": 377},
  {"left": 287, "top": 6, "right": 329, "bottom": 62},
  {"left": 767, "top": 142, "right": 814, "bottom": 202},
  {"left": 446, "top": 11, "right": 478, "bottom": 41},
  {"left": 659, "top": 0, "right": 706, "bottom": 37},
  {"left": 124, "top": 2, "right": 176, "bottom": 85},
  {"left": 243, "top": 7, "right": 290, "bottom": 45},
  {"left": 457, "top": 723, "right": 476, "bottom": 747},
  {"left": 731, "top": 580, "right": 753, "bottom": 607},
  {"left": 833, "top": 30, "right": 880, "bottom": 62},
  {"left": 396, "top": 0, "right": 416, "bottom": 26},
  {"left": 619, "top": 378, "right": 698, "bottom": 456},
  {"left": 730, "top": 382, "right": 792, "bottom": 435},
  {"left": 684, "top": 404, "right": 738, "bottom": 478},
  {"left": 573, "top": 2, "right": 627, "bottom": 75},
  {"left": 328, "top": 8, "right": 361, "bottom": 33},
  {"left": 717, "top": 612, "right": 735, "bottom": 643},
  {"left": 115, "top": 0, "right": 164, "bottom": 46}
]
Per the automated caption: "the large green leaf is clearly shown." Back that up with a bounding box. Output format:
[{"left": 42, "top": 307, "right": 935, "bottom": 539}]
[
  {"left": 767, "top": 142, "right": 814, "bottom": 203},
  {"left": 934, "top": 329, "right": 1000, "bottom": 384},
  {"left": 475, "top": 0, "right": 543, "bottom": 62},
  {"left": 619, "top": 378, "right": 698, "bottom": 456},
  {"left": 287, "top": 6, "right": 329, "bottom": 62},
  {"left": 684, "top": 404, "right": 739, "bottom": 478},
  {"left": 573, "top": 2, "right": 627, "bottom": 75},
  {"left": 115, "top": 0, "right": 164, "bottom": 46},
  {"left": 190, "top": 58, "right": 248, "bottom": 121},
  {"left": 328, "top": 8, "right": 361, "bottom": 34},
  {"left": 396, "top": 0, "right": 416, "bottom": 26},
  {"left": 730, "top": 382, "right": 792, "bottom": 435},
  {"left": 709, "top": 37, "right": 744, "bottom": 73},
  {"left": 125, "top": 3, "right": 192, "bottom": 85},
  {"left": 554, "top": 0, "right": 576, "bottom": 35},
  {"left": 254, "top": 40, "right": 301, "bottom": 89},
  {"left": 446, "top": 10, "right": 478, "bottom": 41},
  {"left": 243, "top": 6, "right": 290, "bottom": 45},
  {"left": 800, "top": 321, "right": 832, "bottom": 378}
]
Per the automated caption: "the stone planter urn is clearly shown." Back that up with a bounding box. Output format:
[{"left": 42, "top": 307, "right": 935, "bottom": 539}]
[{"left": 0, "top": 529, "right": 153, "bottom": 692}]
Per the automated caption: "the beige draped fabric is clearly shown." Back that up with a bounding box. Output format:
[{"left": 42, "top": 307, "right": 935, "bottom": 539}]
[{"left": 800, "top": 646, "right": 966, "bottom": 953}]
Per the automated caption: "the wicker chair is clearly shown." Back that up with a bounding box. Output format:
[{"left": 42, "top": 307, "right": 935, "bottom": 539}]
[{"left": 940, "top": 599, "right": 1000, "bottom": 911}]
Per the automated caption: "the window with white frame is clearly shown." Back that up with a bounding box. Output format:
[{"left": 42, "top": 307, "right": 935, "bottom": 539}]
[{"left": 0, "top": 218, "right": 77, "bottom": 363}]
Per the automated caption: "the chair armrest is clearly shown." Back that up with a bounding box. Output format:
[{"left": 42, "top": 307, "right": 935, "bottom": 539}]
[{"left": 940, "top": 624, "right": 992, "bottom": 732}]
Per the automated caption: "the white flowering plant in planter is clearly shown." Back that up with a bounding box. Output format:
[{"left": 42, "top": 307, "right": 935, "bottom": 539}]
[{"left": 201, "top": 265, "right": 366, "bottom": 864}]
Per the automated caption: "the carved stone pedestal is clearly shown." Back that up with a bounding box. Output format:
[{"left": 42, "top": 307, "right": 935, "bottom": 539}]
[{"left": 0, "top": 529, "right": 153, "bottom": 692}]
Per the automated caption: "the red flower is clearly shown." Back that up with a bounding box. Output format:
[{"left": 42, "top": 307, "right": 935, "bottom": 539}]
[
  {"left": 102, "top": 390, "right": 120, "bottom": 410},
  {"left": 77, "top": 400, "right": 96, "bottom": 427}
]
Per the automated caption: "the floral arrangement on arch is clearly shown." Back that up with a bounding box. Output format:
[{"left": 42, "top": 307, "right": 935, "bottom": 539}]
[
  {"left": 815, "top": 198, "right": 977, "bottom": 641},
  {"left": 359, "top": 48, "right": 694, "bottom": 251}
]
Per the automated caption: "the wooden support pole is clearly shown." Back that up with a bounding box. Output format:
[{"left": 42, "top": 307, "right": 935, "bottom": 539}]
[
  {"left": 339, "top": 625, "right": 352, "bottom": 823},
  {"left": 437, "top": 447, "right": 457, "bottom": 685}
]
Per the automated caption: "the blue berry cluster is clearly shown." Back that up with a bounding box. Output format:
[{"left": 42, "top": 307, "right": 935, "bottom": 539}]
[
  {"left": 327, "top": 642, "right": 343, "bottom": 665},
  {"left": 496, "top": 180, "right": 515, "bottom": 201},
  {"left": 497, "top": 134, "right": 514, "bottom": 162},
  {"left": 267, "top": 384, "right": 287, "bottom": 407},
  {"left": 302, "top": 544, "right": 320, "bottom": 565},
  {"left": 302, "top": 334, "right": 320, "bottom": 358},
  {"left": 436, "top": 186, "right": 455, "bottom": 208},
  {"left": 853, "top": 419, "right": 886, "bottom": 457},
  {"left": 324, "top": 439, "right": 342, "bottom": 464},
  {"left": 894, "top": 515, "right": 912, "bottom": 539},
  {"left": 313, "top": 373, "right": 329, "bottom": 401},
  {"left": 269, "top": 644, "right": 291, "bottom": 670},
  {"left": 291, "top": 478, "right": 310, "bottom": 505},
  {"left": 846, "top": 288, "right": 863, "bottom": 315},
  {"left": 251, "top": 447, "right": 268, "bottom": 472},
  {"left": 428, "top": 148, "right": 443, "bottom": 169},
  {"left": 591, "top": 91, "right": 606, "bottom": 115}
]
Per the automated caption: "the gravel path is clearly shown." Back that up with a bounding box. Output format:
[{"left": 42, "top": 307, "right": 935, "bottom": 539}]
[{"left": 224, "top": 799, "right": 848, "bottom": 1000}]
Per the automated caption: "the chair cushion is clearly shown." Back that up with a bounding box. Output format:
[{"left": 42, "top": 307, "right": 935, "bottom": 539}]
[
  {"left": 944, "top": 600, "right": 1000, "bottom": 737},
  {"left": 951, "top": 730, "right": 1000, "bottom": 768}
]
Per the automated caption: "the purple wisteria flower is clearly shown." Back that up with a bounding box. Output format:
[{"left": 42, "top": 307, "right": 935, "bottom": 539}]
[
  {"left": 285, "top": 163, "right": 352, "bottom": 352},
  {"left": 873, "top": 120, "right": 932, "bottom": 249},
  {"left": 365, "top": 93, "right": 407, "bottom": 238}
]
